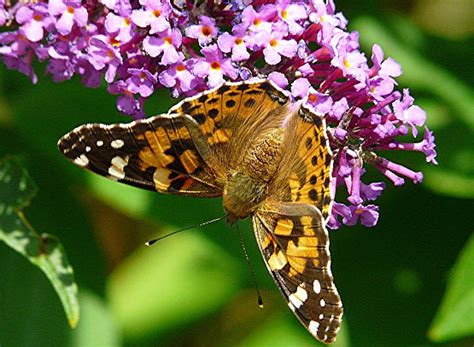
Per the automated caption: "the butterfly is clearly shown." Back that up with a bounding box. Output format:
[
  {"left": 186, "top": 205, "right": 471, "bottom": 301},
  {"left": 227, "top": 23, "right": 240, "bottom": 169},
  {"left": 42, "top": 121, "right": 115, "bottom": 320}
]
[{"left": 58, "top": 79, "right": 343, "bottom": 344}]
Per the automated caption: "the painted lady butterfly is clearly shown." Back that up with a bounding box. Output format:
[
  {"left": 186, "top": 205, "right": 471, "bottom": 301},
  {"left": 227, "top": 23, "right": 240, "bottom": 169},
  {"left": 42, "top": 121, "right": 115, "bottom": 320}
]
[{"left": 58, "top": 79, "right": 343, "bottom": 344}]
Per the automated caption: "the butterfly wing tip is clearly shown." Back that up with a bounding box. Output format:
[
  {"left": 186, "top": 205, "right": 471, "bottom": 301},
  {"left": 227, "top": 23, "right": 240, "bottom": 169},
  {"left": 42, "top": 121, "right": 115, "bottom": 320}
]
[{"left": 57, "top": 134, "right": 69, "bottom": 153}]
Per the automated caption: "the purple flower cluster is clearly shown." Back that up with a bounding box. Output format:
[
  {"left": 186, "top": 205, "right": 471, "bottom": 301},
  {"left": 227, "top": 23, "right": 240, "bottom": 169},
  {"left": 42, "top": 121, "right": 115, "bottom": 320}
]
[{"left": 0, "top": 0, "right": 437, "bottom": 228}]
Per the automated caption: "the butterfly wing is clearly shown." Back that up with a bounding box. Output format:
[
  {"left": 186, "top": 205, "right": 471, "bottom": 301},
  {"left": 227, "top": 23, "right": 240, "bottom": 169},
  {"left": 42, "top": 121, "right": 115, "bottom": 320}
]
[
  {"left": 58, "top": 79, "right": 289, "bottom": 196},
  {"left": 168, "top": 79, "right": 290, "bottom": 176},
  {"left": 253, "top": 104, "right": 341, "bottom": 343},
  {"left": 253, "top": 202, "right": 343, "bottom": 344},
  {"left": 58, "top": 113, "right": 222, "bottom": 196},
  {"left": 270, "top": 104, "right": 334, "bottom": 221}
]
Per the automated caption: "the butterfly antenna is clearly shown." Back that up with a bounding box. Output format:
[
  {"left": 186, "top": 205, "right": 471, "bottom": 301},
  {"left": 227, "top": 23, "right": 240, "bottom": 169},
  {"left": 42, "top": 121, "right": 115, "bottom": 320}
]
[
  {"left": 145, "top": 215, "right": 225, "bottom": 246},
  {"left": 236, "top": 223, "right": 264, "bottom": 308}
]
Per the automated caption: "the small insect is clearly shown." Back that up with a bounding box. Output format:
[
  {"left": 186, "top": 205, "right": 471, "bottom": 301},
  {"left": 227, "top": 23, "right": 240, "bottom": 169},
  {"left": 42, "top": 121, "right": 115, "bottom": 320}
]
[{"left": 58, "top": 79, "right": 343, "bottom": 344}]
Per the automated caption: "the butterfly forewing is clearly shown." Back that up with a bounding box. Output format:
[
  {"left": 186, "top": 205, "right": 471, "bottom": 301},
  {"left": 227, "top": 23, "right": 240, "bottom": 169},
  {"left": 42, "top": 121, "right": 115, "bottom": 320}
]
[
  {"left": 253, "top": 202, "right": 342, "bottom": 344},
  {"left": 168, "top": 79, "right": 290, "bottom": 174},
  {"left": 271, "top": 105, "right": 334, "bottom": 221},
  {"left": 58, "top": 114, "right": 221, "bottom": 196}
]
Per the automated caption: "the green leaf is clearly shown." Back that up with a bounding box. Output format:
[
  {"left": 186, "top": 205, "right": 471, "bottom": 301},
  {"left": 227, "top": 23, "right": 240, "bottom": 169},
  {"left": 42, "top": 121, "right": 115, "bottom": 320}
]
[
  {"left": 71, "top": 291, "right": 121, "bottom": 347},
  {"left": 0, "top": 157, "right": 80, "bottom": 328},
  {"left": 87, "top": 174, "right": 152, "bottom": 219},
  {"left": 0, "top": 156, "right": 37, "bottom": 210},
  {"left": 423, "top": 167, "right": 474, "bottom": 199},
  {"left": 429, "top": 234, "right": 474, "bottom": 342},
  {"left": 107, "top": 231, "right": 242, "bottom": 340}
]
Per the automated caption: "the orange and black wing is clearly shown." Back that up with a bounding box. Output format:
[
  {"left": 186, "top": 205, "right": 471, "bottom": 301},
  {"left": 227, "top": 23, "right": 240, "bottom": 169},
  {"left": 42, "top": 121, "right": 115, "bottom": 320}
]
[
  {"left": 58, "top": 114, "right": 221, "bottom": 196},
  {"left": 253, "top": 202, "right": 343, "bottom": 344},
  {"left": 58, "top": 79, "right": 290, "bottom": 196},
  {"left": 270, "top": 104, "right": 334, "bottom": 221},
  {"left": 168, "top": 79, "right": 290, "bottom": 176}
]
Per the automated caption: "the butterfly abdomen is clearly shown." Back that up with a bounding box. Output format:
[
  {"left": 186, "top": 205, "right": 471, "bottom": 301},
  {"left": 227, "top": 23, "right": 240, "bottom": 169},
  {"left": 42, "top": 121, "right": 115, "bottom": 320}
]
[{"left": 223, "top": 129, "right": 283, "bottom": 222}]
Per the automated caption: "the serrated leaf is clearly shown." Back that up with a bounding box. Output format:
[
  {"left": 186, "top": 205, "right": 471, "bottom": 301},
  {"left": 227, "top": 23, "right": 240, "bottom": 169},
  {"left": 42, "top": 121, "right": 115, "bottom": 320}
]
[
  {"left": 429, "top": 234, "right": 474, "bottom": 342},
  {"left": 0, "top": 157, "right": 80, "bottom": 328}
]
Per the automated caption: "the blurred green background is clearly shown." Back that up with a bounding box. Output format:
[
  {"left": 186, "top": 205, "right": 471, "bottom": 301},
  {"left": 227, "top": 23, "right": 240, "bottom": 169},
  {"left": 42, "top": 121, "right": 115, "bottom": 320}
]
[{"left": 0, "top": 0, "right": 473, "bottom": 346}]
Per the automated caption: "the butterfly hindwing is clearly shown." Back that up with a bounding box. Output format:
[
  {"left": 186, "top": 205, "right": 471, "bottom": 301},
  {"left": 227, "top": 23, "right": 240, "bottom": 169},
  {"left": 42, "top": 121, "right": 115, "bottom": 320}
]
[
  {"left": 58, "top": 114, "right": 222, "bottom": 196},
  {"left": 168, "top": 79, "right": 290, "bottom": 174},
  {"left": 253, "top": 202, "right": 342, "bottom": 344},
  {"left": 271, "top": 104, "right": 334, "bottom": 221}
]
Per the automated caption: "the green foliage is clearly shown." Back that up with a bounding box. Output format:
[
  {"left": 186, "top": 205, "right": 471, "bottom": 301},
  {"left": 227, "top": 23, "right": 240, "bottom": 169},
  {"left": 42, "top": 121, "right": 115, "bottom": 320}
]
[
  {"left": 70, "top": 291, "right": 121, "bottom": 347},
  {"left": 107, "top": 232, "right": 243, "bottom": 340},
  {"left": 0, "top": 2, "right": 473, "bottom": 346},
  {"left": 0, "top": 158, "right": 79, "bottom": 328},
  {"left": 429, "top": 234, "right": 474, "bottom": 342}
]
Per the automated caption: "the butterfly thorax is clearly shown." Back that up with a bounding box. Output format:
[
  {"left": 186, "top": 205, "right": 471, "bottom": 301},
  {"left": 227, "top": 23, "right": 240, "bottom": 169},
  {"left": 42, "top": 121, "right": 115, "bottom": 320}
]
[{"left": 223, "top": 129, "right": 283, "bottom": 223}]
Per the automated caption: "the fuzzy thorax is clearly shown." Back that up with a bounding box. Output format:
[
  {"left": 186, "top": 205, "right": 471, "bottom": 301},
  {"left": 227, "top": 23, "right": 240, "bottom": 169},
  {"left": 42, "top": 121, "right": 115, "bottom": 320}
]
[{"left": 223, "top": 129, "right": 283, "bottom": 222}]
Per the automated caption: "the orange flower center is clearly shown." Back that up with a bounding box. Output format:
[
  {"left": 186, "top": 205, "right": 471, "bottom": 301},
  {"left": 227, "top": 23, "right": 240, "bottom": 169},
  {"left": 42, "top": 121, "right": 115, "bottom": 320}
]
[
  {"left": 235, "top": 37, "right": 243, "bottom": 45},
  {"left": 210, "top": 61, "right": 220, "bottom": 70},
  {"left": 281, "top": 9, "right": 288, "bottom": 19},
  {"left": 308, "top": 94, "right": 318, "bottom": 103},
  {"left": 343, "top": 58, "right": 351, "bottom": 68},
  {"left": 164, "top": 36, "right": 172, "bottom": 45},
  {"left": 124, "top": 17, "right": 131, "bottom": 26},
  {"left": 67, "top": 6, "right": 74, "bottom": 14},
  {"left": 270, "top": 39, "right": 278, "bottom": 47},
  {"left": 33, "top": 14, "right": 42, "bottom": 21},
  {"left": 201, "top": 26, "right": 212, "bottom": 36},
  {"left": 109, "top": 37, "right": 120, "bottom": 46},
  {"left": 253, "top": 18, "right": 261, "bottom": 25},
  {"left": 355, "top": 208, "right": 364, "bottom": 215},
  {"left": 153, "top": 9, "right": 161, "bottom": 17},
  {"left": 176, "top": 64, "right": 186, "bottom": 72}
]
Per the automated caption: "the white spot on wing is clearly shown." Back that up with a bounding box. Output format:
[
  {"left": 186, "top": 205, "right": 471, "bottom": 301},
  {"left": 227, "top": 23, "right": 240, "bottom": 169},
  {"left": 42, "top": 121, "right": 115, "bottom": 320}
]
[
  {"left": 319, "top": 313, "right": 324, "bottom": 320},
  {"left": 313, "top": 279, "right": 321, "bottom": 294},
  {"left": 108, "top": 156, "right": 128, "bottom": 179},
  {"left": 85, "top": 146, "right": 91, "bottom": 152},
  {"left": 320, "top": 298, "right": 326, "bottom": 307},
  {"left": 111, "top": 139, "right": 124, "bottom": 149},
  {"left": 296, "top": 286, "right": 308, "bottom": 301},
  {"left": 96, "top": 140, "right": 104, "bottom": 146},
  {"left": 288, "top": 286, "right": 308, "bottom": 309},
  {"left": 309, "top": 320, "right": 320, "bottom": 335},
  {"left": 74, "top": 154, "right": 89, "bottom": 167}
]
